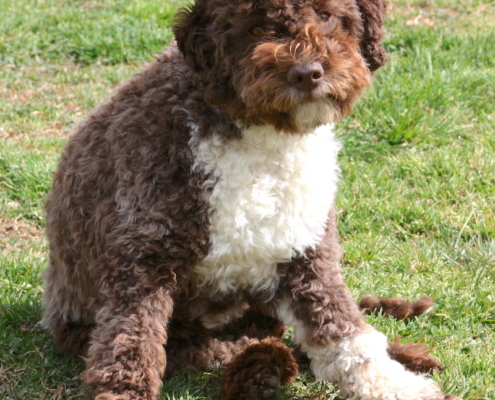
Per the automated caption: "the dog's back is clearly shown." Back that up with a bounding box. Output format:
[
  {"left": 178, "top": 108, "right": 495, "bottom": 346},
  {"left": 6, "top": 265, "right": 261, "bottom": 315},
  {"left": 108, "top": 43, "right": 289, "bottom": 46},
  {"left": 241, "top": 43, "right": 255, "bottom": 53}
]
[{"left": 42, "top": 47, "right": 211, "bottom": 336}]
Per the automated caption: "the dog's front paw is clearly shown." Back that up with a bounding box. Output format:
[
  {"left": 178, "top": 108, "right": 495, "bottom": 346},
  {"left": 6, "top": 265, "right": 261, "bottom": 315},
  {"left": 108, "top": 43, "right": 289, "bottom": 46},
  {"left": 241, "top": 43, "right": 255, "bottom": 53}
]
[{"left": 306, "top": 328, "right": 456, "bottom": 400}]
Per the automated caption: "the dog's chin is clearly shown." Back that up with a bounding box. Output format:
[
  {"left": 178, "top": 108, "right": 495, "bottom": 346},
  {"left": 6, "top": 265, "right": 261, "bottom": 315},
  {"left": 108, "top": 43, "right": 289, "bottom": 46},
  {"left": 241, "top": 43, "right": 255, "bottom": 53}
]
[{"left": 292, "top": 100, "right": 341, "bottom": 133}]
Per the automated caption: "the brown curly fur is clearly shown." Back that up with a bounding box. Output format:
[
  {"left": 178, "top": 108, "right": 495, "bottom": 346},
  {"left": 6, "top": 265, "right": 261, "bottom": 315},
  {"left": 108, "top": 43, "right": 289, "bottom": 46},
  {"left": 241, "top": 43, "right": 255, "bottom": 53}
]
[
  {"left": 173, "top": 0, "right": 386, "bottom": 132},
  {"left": 387, "top": 337, "right": 442, "bottom": 373},
  {"left": 356, "top": 296, "right": 442, "bottom": 373},
  {"left": 359, "top": 296, "right": 435, "bottom": 320},
  {"left": 220, "top": 337, "right": 299, "bottom": 400},
  {"left": 41, "top": 1, "right": 455, "bottom": 399}
]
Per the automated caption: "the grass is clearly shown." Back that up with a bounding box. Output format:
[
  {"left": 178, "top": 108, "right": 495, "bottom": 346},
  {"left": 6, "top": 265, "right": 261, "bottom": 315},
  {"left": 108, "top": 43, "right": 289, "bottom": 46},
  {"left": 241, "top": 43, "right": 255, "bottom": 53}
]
[{"left": 0, "top": 0, "right": 494, "bottom": 399}]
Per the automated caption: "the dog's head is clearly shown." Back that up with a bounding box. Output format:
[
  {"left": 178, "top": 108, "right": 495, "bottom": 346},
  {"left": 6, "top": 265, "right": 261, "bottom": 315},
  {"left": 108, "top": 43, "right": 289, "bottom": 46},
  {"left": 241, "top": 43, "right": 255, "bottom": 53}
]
[{"left": 174, "top": 0, "right": 386, "bottom": 133}]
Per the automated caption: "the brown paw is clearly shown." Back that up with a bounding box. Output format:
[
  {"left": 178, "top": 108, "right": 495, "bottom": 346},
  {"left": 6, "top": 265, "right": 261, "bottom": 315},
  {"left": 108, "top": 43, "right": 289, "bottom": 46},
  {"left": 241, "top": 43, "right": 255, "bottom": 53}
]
[
  {"left": 220, "top": 337, "right": 298, "bottom": 400},
  {"left": 253, "top": 367, "right": 281, "bottom": 399},
  {"left": 424, "top": 395, "right": 462, "bottom": 400}
]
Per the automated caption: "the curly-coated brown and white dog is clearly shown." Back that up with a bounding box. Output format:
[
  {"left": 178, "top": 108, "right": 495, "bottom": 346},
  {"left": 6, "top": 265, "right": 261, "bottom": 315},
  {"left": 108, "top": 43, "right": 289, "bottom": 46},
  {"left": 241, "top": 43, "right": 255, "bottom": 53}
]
[{"left": 42, "top": 0, "right": 457, "bottom": 399}]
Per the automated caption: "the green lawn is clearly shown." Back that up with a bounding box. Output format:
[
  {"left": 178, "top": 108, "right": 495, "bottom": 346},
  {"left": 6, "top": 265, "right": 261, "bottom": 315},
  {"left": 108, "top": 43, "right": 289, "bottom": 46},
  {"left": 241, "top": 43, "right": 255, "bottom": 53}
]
[{"left": 1, "top": 0, "right": 494, "bottom": 399}]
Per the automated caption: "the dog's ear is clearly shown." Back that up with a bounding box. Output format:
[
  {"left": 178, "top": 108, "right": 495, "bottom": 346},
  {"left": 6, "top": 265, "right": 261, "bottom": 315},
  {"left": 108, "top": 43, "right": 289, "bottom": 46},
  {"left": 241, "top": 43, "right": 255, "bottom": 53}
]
[
  {"left": 173, "top": 3, "right": 235, "bottom": 106},
  {"left": 355, "top": 0, "right": 387, "bottom": 72}
]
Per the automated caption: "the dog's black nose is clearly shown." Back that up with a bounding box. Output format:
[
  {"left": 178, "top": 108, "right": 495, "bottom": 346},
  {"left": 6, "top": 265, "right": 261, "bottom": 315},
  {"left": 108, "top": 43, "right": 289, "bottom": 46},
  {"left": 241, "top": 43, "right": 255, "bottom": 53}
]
[{"left": 287, "top": 63, "right": 324, "bottom": 92}]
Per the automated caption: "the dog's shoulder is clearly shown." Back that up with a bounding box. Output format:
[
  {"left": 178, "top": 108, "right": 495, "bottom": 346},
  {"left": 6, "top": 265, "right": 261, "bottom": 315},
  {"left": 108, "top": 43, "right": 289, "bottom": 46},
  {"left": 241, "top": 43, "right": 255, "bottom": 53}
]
[{"left": 65, "top": 43, "right": 232, "bottom": 168}]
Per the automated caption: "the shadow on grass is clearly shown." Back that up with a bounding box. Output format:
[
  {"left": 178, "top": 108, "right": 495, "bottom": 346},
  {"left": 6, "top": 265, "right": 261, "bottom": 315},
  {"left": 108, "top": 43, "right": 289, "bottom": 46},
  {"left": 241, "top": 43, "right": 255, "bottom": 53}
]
[
  {"left": 0, "top": 302, "right": 336, "bottom": 399},
  {"left": 0, "top": 301, "right": 225, "bottom": 399},
  {"left": 0, "top": 301, "right": 85, "bottom": 398}
]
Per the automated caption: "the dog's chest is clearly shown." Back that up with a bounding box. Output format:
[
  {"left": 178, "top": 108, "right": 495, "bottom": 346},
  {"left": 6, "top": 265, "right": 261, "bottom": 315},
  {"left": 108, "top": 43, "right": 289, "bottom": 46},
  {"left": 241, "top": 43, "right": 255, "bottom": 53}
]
[{"left": 191, "top": 124, "right": 340, "bottom": 294}]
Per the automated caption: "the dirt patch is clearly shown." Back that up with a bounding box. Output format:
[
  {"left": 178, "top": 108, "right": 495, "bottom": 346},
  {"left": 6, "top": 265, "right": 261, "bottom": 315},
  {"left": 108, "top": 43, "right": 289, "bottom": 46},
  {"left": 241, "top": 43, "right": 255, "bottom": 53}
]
[
  {"left": 0, "top": 216, "right": 44, "bottom": 251},
  {"left": 388, "top": 0, "right": 495, "bottom": 30}
]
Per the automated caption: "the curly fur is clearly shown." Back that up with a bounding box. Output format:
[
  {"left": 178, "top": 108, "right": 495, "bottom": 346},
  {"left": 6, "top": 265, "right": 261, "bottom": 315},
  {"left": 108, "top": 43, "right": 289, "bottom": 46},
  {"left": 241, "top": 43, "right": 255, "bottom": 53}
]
[
  {"left": 387, "top": 337, "right": 442, "bottom": 374},
  {"left": 357, "top": 296, "right": 442, "bottom": 373},
  {"left": 220, "top": 337, "right": 299, "bottom": 400},
  {"left": 42, "top": 0, "right": 458, "bottom": 399},
  {"left": 359, "top": 296, "right": 435, "bottom": 320}
]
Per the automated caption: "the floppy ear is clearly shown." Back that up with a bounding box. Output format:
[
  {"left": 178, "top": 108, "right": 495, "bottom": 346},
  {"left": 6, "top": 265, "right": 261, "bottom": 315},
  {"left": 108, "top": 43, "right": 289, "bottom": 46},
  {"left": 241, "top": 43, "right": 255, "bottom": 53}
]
[
  {"left": 355, "top": 0, "right": 387, "bottom": 72},
  {"left": 173, "top": 3, "right": 235, "bottom": 106}
]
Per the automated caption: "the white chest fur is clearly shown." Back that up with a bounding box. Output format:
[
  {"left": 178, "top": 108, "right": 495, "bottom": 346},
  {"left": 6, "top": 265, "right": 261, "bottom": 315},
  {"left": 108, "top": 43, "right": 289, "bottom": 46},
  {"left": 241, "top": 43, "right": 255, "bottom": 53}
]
[{"left": 191, "top": 124, "right": 340, "bottom": 294}]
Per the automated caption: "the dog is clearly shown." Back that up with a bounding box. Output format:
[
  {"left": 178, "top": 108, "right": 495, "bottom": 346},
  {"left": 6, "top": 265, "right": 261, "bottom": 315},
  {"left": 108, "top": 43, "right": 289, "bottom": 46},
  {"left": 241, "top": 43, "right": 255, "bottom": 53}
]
[{"left": 42, "top": 0, "right": 457, "bottom": 399}]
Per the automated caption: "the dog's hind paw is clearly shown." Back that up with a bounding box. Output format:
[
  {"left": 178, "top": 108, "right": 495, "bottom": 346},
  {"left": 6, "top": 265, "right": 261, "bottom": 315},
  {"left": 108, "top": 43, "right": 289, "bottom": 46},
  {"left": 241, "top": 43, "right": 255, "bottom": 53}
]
[
  {"left": 221, "top": 361, "right": 283, "bottom": 400},
  {"left": 219, "top": 337, "right": 298, "bottom": 400},
  {"left": 251, "top": 367, "right": 282, "bottom": 399}
]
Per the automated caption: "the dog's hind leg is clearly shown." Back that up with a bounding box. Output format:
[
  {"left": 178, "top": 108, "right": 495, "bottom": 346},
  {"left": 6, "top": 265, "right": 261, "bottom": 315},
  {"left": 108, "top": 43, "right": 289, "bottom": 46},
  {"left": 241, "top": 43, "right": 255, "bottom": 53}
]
[
  {"left": 165, "top": 309, "right": 297, "bottom": 399},
  {"left": 165, "top": 335, "right": 257, "bottom": 373},
  {"left": 50, "top": 319, "right": 95, "bottom": 358},
  {"left": 166, "top": 334, "right": 298, "bottom": 400},
  {"left": 42, "top": 262, "right": 96, "bottom": 358},
  {"left": 165, "top": 309, "right": 287, "bottom": 371}
]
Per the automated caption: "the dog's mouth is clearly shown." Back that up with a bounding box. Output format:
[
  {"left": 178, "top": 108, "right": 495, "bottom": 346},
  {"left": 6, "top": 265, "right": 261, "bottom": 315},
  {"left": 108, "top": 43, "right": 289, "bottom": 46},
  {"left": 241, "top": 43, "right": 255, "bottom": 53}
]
[
  {"left": 291, "top": 99, "right": 341, "bottom": 131},
  {"left": 289, "top": 85, "right": 341, "bottom": 105},
  {"left": 239, "top": 55, "right": 359, "bottom": 117},
  {"left": 238, "top": 74, "right": 345, "bottom": 133}
]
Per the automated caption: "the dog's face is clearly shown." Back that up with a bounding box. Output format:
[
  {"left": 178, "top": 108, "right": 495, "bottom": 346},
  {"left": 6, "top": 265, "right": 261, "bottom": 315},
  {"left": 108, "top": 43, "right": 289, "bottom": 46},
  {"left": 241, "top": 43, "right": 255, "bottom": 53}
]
[{"left": 174, "top": 0, "right": 386, "bottom": 133}]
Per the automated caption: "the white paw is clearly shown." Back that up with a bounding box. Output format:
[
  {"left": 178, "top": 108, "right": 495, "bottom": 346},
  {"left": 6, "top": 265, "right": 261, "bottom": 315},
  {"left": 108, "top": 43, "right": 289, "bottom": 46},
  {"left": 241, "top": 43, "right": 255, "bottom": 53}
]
[{"left": 305, "top": 328, "right": 445, "bottom": 400}]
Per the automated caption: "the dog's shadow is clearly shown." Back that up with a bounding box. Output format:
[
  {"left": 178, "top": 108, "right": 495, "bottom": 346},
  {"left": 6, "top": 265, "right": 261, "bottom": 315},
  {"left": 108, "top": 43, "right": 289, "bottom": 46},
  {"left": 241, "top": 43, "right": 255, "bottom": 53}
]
[
  {"left": 162, "top": 369, "right": 222, "bottom": 400},
  {"left": 0, "top": 300, "right": 84, "bottom": 398}
]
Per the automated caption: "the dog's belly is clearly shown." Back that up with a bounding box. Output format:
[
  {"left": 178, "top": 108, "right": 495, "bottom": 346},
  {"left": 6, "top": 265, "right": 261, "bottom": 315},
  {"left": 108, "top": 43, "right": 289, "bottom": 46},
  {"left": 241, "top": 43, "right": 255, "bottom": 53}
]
[{"left": 190, "top": 123, "right": 340, "bottom": 295}]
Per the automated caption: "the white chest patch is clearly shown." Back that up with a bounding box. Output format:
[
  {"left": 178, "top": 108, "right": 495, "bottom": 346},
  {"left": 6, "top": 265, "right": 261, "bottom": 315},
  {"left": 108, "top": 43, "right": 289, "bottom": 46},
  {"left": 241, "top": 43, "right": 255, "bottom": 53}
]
[{"left": 190, "top": 124, "right": 340, "bottom": 294}]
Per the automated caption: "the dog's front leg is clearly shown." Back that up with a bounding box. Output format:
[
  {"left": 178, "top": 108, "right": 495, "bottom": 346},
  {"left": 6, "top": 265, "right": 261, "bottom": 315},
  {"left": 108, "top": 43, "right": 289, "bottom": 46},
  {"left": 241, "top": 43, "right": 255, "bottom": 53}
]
[
  {"left": 83, "top": 285, "right": 172, "bottom": 400},
  {"left": 276, "top": 234, "right": 449, "bottom": 399}
]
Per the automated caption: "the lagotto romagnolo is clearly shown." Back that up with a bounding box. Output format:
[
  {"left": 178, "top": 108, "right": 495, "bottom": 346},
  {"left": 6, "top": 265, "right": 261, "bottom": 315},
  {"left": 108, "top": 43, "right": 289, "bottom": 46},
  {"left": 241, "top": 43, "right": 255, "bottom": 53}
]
[{"left": 42, "top": 0, "right": 458, "bottom": 399}]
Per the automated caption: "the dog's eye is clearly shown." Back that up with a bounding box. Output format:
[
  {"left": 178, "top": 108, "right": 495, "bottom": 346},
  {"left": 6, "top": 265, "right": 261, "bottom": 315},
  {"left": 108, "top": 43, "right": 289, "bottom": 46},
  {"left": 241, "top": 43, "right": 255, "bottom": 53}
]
[
  {"left": 250, "top": 26, "right": 265, "bottom": 37},
  {"left": 318, "top": 12, "right": 331, "bottom": 21}
]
